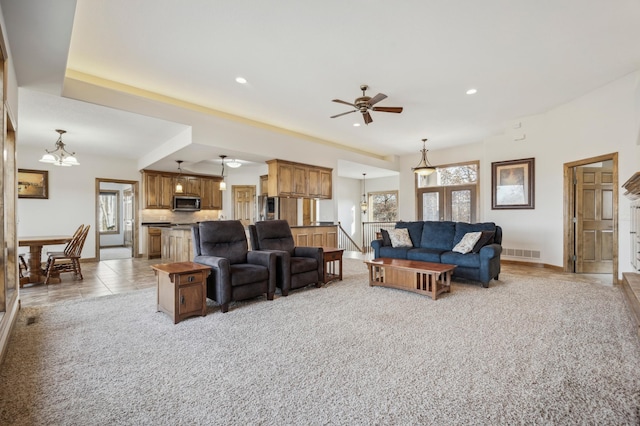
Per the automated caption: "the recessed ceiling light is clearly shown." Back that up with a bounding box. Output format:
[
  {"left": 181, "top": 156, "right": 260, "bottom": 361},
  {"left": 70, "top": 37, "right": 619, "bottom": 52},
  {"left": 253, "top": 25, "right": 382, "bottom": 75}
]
[
  {"left": 466, "top": 88, "right": 477, "bottom": 95},
  {"left": 235, "top": 77, "right": 247, "bottom": 84},
  {"left": 353, "top": 123, "right": 361, "bottom": 127}
]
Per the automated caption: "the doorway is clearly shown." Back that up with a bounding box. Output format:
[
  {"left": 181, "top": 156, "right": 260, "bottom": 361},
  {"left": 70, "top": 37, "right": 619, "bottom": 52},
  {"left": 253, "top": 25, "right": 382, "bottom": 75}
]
[
  {"left": 563, "top": 153, "right": 618, "bottom": 282},
  {"left": 95, "top": 178, "right": 139, "bottom": 261}
]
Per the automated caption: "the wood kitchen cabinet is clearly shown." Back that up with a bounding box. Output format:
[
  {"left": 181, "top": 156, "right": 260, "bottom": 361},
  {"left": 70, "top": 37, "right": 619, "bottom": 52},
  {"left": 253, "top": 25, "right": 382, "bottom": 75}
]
[
  {"left": 148, "top": 227, "right": 162, "bottom": 259},
  {"left": 266, "top": 159, "right": 332, "bottom": 199},
  {"left": 144, "top": 172, "right": 174, "bottom": 209},
  {"left": 142, "top": 170, "right": 222, "bottom": 210},
  {"left": 201, "top": 177, "right": 222, "bottom": 210},
  {"left": 308, "top": 168, "right": 332, "bottom": 199},
  {"left": 260, "top": 175, "right": 269, "bottom": 196}
]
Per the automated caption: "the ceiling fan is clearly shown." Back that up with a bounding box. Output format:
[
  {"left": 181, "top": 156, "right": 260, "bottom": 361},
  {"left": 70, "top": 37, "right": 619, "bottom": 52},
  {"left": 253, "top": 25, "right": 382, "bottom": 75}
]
[{"left": 330, "top": 84, "right": 403, "bottom": 125}]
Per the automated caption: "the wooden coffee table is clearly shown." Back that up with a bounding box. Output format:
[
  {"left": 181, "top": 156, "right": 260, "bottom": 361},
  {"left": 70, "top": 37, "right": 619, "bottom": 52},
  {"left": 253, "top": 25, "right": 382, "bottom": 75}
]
[{"left": 364, "top": 258, "right": 455, "bottom": 300}]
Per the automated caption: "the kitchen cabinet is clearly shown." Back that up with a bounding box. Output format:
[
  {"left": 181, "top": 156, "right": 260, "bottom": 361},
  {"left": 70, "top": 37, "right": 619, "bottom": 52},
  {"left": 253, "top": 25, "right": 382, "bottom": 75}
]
[
  {"left": 142, "top": 170, "right": 222, "bottom": 210},
  {"left": 309, "top": 168, "right": 332, "bottom": 199},
  {"left": 260, "top": 175, "right": 269, "bottom": 196},
  {"left": 148, "top": 227, "right": 162, "bottom": 259},
  {"left": 174, "top": 176, "right": 200, "bottom": 196},
  {"left": 201, "top": 177, "right": 222, "bottom": 210},
  {"left": 266, "top": 159, "right": 332, "bottom": 199},
  {"left": 144, "top": 172, "right": 174, "bottom": 209}
]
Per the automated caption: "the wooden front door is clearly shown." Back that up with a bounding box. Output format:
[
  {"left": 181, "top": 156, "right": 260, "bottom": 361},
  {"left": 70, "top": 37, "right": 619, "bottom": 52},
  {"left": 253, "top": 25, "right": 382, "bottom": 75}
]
[
  {"left": 575, "top": 167, "right": 614, "bottom": 273},
  {"left": 233, "top": 185, "right": 256, "bottom": 227}
]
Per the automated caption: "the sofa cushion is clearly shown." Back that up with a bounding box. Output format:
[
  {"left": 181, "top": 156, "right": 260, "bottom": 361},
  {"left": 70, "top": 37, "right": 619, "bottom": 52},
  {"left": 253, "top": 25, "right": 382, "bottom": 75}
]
[
  {"left": 472, "top": 230, "right": 496, "bottom": 253},
  {"left": 419, "top": 221, "right": 456, "bottom": 251},
  {"left": 380, "top": 229, "right": 392, "bottom": 246},
  {"left": 379, "top": 246, "right": 412, "bottom": 259},
  {"left": 441, "top": 251, "right": 481, "bottom": 268},
  {"left": 407, "top": 248, "right": 444, "bottom": 263},
  {"left": 453, "top": 222, "right": 496, "bottom": 246},
  {"left": 388, "top": 228, "right": 413, "bottom": 247},
  {"left": 452, "top": 232, "right": 482, "bottom": 254},
  {"left": 229, "top": 263, "right": 269, "bottom": 286},
  {"left": 395, "top": 221, "right": 424, "bottom": 247}
]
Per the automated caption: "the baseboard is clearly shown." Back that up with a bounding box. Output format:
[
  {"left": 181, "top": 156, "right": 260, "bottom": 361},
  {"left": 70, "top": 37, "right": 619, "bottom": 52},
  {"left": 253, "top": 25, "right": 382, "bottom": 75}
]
[
  {"left": 501, "top": 259, "right": 563, "bottom": 271},
  {"left": 0, "top": 292, "right": 20, "bottom": 365}
]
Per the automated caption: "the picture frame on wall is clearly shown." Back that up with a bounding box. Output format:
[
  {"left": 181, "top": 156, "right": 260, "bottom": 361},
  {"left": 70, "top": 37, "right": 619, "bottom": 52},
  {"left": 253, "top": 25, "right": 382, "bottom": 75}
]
[
  {"left": 491, "top": 158, "right": 535, "bottom": 209},
  {"left": 17, "top": 169, "right": 49, "bottom": 199}
]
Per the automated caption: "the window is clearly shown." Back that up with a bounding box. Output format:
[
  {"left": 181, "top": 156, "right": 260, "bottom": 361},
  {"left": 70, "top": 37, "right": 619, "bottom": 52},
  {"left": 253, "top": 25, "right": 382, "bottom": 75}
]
[
  {"left": 99, "top": 190, "right": 120, "bottom": 234},
  {"left": 416, "top": 161, "right": 479, "bottom": 222},
  {"left": 368, "top": 190, "right": 398, "bottom": 222}
]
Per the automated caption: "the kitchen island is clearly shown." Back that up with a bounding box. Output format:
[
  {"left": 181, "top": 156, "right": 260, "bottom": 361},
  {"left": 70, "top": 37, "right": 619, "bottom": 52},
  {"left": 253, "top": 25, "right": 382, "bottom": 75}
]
[{"left": 290, "top": 224, "right": 338, "bottom": 248}]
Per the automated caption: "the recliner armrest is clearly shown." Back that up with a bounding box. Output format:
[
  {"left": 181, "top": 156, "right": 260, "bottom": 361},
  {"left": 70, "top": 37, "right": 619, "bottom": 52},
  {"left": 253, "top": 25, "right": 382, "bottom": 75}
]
[
  {"left": 247, "top": 250, "right": 276, "bottom": 268},
  {"left": 293, "top": 246, "right": 322, "bottom": 259},
  {"left": 193, "top": 255, "right": 229, "bottom": 270}
]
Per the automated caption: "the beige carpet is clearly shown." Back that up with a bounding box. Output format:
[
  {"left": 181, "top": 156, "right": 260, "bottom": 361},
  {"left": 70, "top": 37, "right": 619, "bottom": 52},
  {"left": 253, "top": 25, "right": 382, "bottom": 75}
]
[{"left": 1, "top": 259, "right": 639, "bottom": 425}]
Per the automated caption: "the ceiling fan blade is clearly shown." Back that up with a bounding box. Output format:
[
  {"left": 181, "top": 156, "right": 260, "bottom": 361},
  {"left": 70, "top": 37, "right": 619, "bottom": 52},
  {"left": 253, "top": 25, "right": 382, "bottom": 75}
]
[
  {"left": 372, "top": 106, "right": 403, "bottom": 113},
  {"left": 363, "top": 111, "right": 373, "bottom": 125},
  {"left": 332, "top": 99, "right": 357, "bottom": 107},
  {"left": 368, "top": 93, "right": 387, "bottom": 106},
  {"left": 330, "top": 110, "right": 357, "bottom": 119}
]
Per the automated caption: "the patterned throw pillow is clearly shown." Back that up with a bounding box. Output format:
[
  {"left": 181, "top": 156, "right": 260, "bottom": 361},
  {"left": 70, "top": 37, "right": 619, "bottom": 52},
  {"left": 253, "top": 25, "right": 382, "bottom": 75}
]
[
  {"left": 388, "top": 228, "right": 413, "bottom": 248},
  {"left": 452, "top": 231, "right": 482, "bottom": 254}
]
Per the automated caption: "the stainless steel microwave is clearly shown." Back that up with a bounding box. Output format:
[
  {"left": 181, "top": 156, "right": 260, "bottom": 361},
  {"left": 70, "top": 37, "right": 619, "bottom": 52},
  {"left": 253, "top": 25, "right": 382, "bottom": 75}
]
[{"left": 172, "top": 196, "right": 201, "bottom": 211}]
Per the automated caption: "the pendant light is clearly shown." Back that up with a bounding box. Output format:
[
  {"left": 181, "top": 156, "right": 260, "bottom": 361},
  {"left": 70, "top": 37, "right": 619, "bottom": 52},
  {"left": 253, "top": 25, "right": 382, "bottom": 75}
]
[
  {"left": 360, "top": 173, "right": 368, "bottom": 214},
  {"left": 412, "top": 138, "right": 436, "bottom": 176},
  {"left": 219, "top": 155, "right": 227, "bottom": 191},
  {"left": 39, "top": 129, "right": 80, "bottom": 166},
  {"left": 175, "top": 160, "right": 184, "bottom": 193}
]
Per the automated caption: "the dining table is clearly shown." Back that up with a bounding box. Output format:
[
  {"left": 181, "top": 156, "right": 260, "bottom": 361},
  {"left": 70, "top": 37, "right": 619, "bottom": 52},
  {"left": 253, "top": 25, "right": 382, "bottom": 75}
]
[{"left": 18, "top": 235, "right": 72, "bottom": 285}]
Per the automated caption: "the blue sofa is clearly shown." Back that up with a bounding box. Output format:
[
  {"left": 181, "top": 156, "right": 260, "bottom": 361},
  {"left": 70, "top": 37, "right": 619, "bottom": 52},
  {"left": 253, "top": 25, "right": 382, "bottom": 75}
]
[{"left": 370, "top": 221, "right": 502, "bottom": 287}]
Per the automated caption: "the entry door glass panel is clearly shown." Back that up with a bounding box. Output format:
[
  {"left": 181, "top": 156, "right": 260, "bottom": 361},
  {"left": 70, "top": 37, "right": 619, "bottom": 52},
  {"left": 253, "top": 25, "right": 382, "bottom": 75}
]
[
  {"left": 450, "top": 189, "right": 471, "bottom": 222},
  {"left": 421, "top": 191, "right": 441, "bottom": 221}
]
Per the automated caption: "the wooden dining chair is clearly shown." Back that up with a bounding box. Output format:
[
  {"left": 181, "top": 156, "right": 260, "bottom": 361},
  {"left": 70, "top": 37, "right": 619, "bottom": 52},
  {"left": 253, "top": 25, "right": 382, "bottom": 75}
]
[
  {"left": 46, "top": 224, "right": 85, "bottom": 257},
  {"left": 43, "top": 225, "right": 90, "bottom": 285}
]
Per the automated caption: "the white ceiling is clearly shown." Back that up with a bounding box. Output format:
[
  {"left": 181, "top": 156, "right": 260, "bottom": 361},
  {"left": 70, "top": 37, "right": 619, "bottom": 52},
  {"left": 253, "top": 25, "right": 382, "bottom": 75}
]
[{"left": 4, "top": 0, "right": 640, "bottom": 179}]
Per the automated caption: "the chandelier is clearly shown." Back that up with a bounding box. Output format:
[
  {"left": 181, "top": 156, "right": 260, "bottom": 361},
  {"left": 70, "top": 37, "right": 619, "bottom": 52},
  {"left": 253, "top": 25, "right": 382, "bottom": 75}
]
[
  {"left": 39, "top": 129, "right": 80, "bottom": 167},
  {"left": 412, "top": 138, "right": 436, "bottom": 176}
]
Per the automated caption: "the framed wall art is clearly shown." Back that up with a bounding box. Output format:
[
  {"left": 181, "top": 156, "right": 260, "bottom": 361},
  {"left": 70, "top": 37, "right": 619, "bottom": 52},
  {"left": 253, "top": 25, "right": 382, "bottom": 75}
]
[
  {"left": 17, "top": 169, "right": 49, "bottom": 199},
  {"left": 491, "top": 158, "right": 534, "bottom": 209}
]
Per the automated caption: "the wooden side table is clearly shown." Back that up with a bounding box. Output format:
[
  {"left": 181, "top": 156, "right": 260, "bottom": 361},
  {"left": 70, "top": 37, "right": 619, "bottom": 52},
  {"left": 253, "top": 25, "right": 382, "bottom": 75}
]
[
  {"left": 322, "top": 247, "right": 344, "bottom": 284},
  {"left": 151, "top": 262, "right": 211, "bottom": 324}
]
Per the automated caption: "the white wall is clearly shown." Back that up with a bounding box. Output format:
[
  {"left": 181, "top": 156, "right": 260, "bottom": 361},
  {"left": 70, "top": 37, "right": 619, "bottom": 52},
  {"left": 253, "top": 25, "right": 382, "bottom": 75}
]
[
  {"left": 17, "top": 146, "right": 140, "bottom": 260},
  {"left": 398, "top": 71, "right": 640, "bottom": 277}
]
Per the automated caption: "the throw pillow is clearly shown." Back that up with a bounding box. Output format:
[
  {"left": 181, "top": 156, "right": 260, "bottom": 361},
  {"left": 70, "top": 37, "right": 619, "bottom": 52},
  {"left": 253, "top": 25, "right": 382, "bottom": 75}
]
[
  {"left": 388, "top": 228, "right": 413, "bottom": 248},
  {"left": 452, "top": 231, "right": 482, "bottom": 254},
  {"left": 380, "top": 229, "right": 392, "bottom": 246},
  {"left": 472, "top": 230, "right": 495, "bottom": 253}
]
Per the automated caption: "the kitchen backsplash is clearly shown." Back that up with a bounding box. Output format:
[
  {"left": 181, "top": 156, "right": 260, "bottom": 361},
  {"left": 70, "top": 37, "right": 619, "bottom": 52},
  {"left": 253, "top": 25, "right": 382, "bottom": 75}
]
[{"left": 140, "top": 209, "right": 222, "bottom": 223}]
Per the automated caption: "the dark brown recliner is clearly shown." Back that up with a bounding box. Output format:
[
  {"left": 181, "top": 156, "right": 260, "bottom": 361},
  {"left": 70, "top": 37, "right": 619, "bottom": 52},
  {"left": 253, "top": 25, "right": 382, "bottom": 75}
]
[
  {"left": 192, "top": 220, "right": 276, "bottom": 313},
  {"left": 248, "top": 220, "right": 323, "bottom": 296}
]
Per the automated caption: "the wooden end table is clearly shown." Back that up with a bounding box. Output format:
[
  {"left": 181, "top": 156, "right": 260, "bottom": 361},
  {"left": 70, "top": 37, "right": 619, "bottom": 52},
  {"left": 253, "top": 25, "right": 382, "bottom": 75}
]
[
  {"left": 322, "top": 247, "right": 344, "bottom": 284},
  {"left": 364, "top": 258, "right": 455, "bottom": 300},
  {"left": 151, "top": 262, "right": 211, "bottom": 324}
]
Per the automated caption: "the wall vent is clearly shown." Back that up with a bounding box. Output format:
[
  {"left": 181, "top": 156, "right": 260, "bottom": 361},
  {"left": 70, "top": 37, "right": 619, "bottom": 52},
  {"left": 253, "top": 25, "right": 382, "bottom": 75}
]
[{"left": 503, "top": 247, "right": 541, "bottom": 260}]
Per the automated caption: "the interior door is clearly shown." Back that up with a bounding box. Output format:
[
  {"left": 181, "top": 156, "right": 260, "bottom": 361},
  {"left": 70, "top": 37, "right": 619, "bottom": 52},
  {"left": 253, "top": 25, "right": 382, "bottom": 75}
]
[
  {"left": 233, "top": 185, "right": 256, "bottom": 227},
  {"left": 123, "top": 187, "right": 133, "bottom": 252},
  {"left": 575, "top": 167, "right": 613, "bottom": 273}
]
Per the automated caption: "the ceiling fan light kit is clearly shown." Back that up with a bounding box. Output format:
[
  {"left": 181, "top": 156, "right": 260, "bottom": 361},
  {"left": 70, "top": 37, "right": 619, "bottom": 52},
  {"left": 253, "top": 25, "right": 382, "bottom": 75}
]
[
  {"left": 412, "top": 139, "right": 436, "bottom": 176},
  {"left": 331, "top": 84, "right": 403, "bottom": 125}
]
